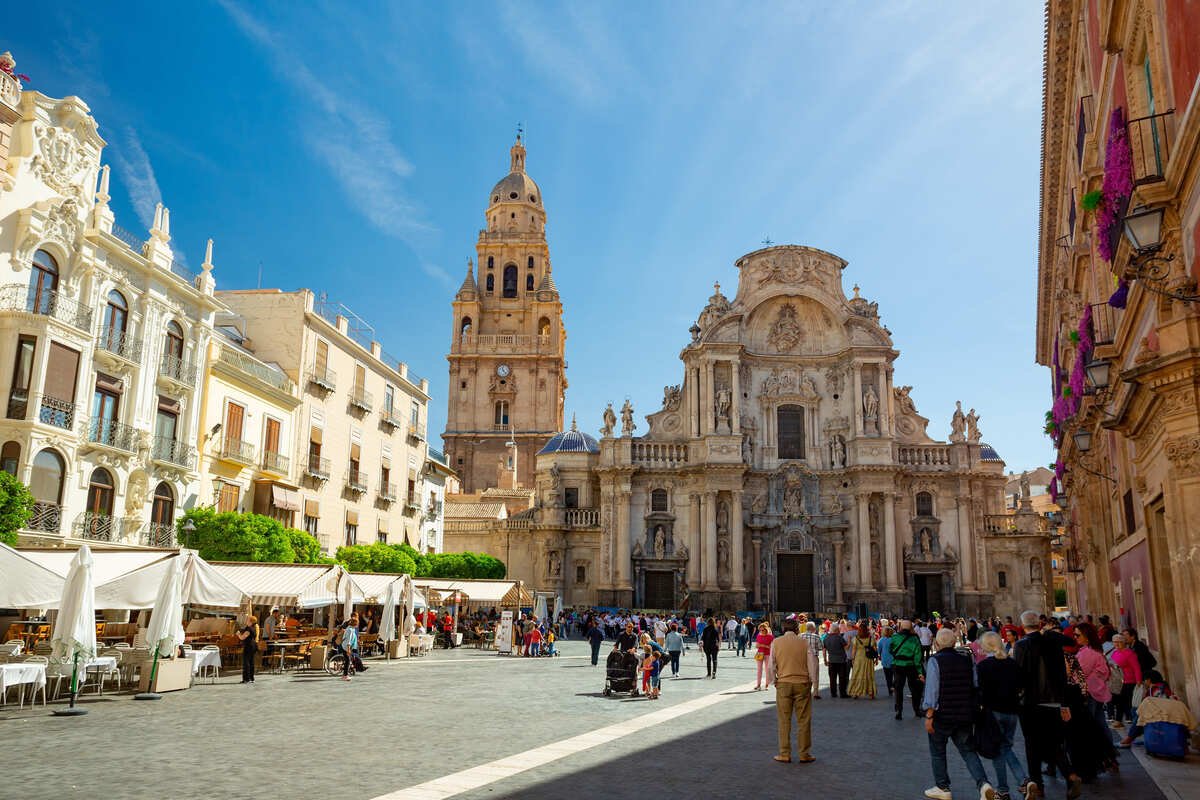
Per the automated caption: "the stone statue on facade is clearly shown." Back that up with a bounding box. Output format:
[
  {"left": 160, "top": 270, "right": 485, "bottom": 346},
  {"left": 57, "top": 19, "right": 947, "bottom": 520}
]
[
  {"left": 676, "top": 542, "right": 689, "bottom": 560},
  {"left": 1019, "top": 470, "right": 1031, "bottom": 499},
  {"left": 949, "top": 400, "right": 967, "bottom": 443},
  {"left": 548, "top": 551, "right": 561, "bottom": 577},
  {"left": 716, "top": 501, "right": 729, "bottom": 535},
  {"left": 920, "top": 528, "right": 932, "bottom": 556},
  {"left": 742, "top": 432, "right": 754, "bottom": 464},
  {"left": 863, "top": 384, "right": 879, "bottom": 420},
  {"left": 662, "top": 384, "right": 681, "bottom": 411},
  {"left": 715, "top": 386, "right": 732, "bottom": 433},
  {"left": 894, "top": 385, "right": 916, "bottom": 415},
  {"left": 620, "top": 399, "right": 636, "bottom": 436},
  {"left": 654, "top": 526, "right": 666, "bottom": 559},
  {"left": 830, "top": 434, "right": 847, "bottom": 468},
  {"left": 717, "top": 537, "right": 730, "bottom": 569},
  {"left": 601, "top": 403, "right": 616, "bottom": 438},
  {"left": 966, "top": 408, "right": 981, "bottom": 443},
  {"left": 1031, "top": 558, "right": 1043, "bottom": 583}
]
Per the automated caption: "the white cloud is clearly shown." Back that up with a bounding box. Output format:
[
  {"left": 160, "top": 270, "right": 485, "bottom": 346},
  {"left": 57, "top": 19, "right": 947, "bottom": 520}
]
[
  {"left": 218, "top": 0, "right": 433, "bottom": 244},
  {"left": 110, "top": 128, "right": 162, "bottom": 229}
]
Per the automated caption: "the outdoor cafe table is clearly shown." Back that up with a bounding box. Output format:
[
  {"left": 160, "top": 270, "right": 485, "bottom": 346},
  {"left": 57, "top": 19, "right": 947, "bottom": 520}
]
[
  {"left": 264, "top": 640, "right": 303, "bottom": 672},
  {"left": 0, "top": 662, "right": 47, "bottom": 708},
  {"left": 187, "top": 648, "right": 222, "bottom": 680},
  {"left": 83, "top": 656, "right": 119, "bottom": 695}
]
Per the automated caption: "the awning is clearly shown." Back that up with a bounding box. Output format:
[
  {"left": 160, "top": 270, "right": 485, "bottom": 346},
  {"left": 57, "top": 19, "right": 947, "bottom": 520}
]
[
  {"left": 305, "top": 499, "right": 320, "bottom": 517},
  {"left": 93, "top": 550, "right": 246, "bottom": 610},
  {"left": 209, "top": 562, "right": 364, "bottom": 609},
  {"left": 20, "top": 549, "right": 168, "bottom": 586},
  {"left": 310, "top": 425, "right": 322, "bottom": 444},
  {"left": 378, "top": 517, "right": 389, "bottom": 534},
  {"left": 0, "top": 543, "right": 66, "bottom": 608},
  {"left": 272, "top": 485, "right": 301, "bottom": 512},
  {"left": 351, "top": 572, "right": 427, "bottom": 607},
  {"left": 414, "top": 579, "right": 532, "bottom": 607},
  {"left": 346, "top": 509, "right": 359, "bottom": 526}
]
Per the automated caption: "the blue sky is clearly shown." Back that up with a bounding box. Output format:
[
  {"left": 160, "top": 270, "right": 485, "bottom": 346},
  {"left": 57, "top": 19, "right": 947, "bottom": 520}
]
[{"left": 15, "top": 2, "right": 1051, "bottom": 472}]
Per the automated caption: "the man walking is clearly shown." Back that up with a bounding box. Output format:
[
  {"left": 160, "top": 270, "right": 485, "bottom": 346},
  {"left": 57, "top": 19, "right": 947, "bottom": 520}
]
[
  {"left": 736, "top": 618, "right": 750, "bottom": 657},
  {"left": 922, "top": 628, "right": 996, "bottom": 800},
  {"left": 891, "top": 619, "right": 925, "bottom": 720},
  {"left": 917, "top": 620, "right": 935, "bottom": 662},
  {"left": 823, "top": 622, "right": 850, "bottom": 698},
  {"left": 1013, "top": 610, "right": 1082, "bottom": 799},
  {"left": 771, "top": 618, "right": 815, "bottom": 764},
  {"left": 801, "top": 621, "right": 824, "bottom": 699},
  {"left": 665, "top": 623, "right": 684, "bottom": 677},
  {"left": 586, "top": 620, "right": 604, "bottom": 666}
]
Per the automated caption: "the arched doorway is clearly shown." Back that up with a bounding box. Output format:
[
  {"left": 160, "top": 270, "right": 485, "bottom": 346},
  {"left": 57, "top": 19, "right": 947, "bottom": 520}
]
[
  {"left": 29, "top": 250, "right": 59, "bottom": 315},
  {"left": 149, "top": 482, "right": 175, "bottom": 547}
]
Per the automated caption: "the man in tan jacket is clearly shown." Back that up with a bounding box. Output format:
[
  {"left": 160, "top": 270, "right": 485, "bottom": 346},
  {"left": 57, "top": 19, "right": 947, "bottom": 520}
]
[{"left": 771, "top": 617, "right": 815, "bottom": 763}]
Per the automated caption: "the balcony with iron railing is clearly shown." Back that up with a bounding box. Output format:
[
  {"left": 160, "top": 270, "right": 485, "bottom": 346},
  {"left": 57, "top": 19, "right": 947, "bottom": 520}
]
[
  {"left": 159, "top": 352, "right": 196, "bottom": 387},
  {"left": 219, "top": 436, "right": 256, "bottom": 466},
  {"left": 141, "top": 522, "right": 176, "bottom": 548},
  {"left": 378, "top": 482, "right": 398, "bottom": 502},
  {"left": 73, "top": 512, "right": 137, "bottom": 543},
  {"left": 345, "top": 469, "right": 368, "bottom": 494},
  {"left": 349, "top": 387, "right": 373, "bottom": 413},
  {"left": 151, "top": 435, "right": 195, "bottom": 469},
  {"left": 86, "top": 417, "right": 139, "bottom": 453},
  {"left": 381, "top": 407, "right": 404, "bottom": 429},
  {"left": 0, "top": 284, "right": 93, "bottom": 330},
  {"left": 1127, "top": 109, "right": 1173, "bottom": 185},
  {"left": 216, "top": 343, "right": 295, "bottom": 394},
  {"left": 1088, "top": 301, "right": 1123, "bottom": 350},
  {"left": 407, "top": 422, "right": 426, "bottom": 441},
  {"left": 307, "top": 363, "right": 336, "bottom": 392},
  {"left": 27, "top": 501, "right": 61, "bottom": 534},
  {"left": 96, "top": 328, "right": 143, "bottom": 364},
  {"left": 109, "top": 222, "right": 145, "bottom": 251},
  {"left": 261, "top": 450, "right": 289, "bottom": 475},
  {"left": 305, "top": 455, "right": 331, "bottom": 481}
]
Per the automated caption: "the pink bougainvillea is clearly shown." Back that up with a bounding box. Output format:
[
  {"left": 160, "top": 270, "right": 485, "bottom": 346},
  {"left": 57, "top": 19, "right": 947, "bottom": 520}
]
[
  {"left": 1096, "top": 107, "right": 1134, "bottom": 262},
  {"left": 1078, "top": 303, "right": 1093, "bottom": 354},
  {"left": 1048, "top": 477, "right": 1058, "bottom": 503}
]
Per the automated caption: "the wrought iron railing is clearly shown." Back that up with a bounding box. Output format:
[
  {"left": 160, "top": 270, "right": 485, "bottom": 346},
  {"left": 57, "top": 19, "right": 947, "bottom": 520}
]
[
  {"left": 219, "top": 436, "right": 256, "bottom": 465},
  {"left": 379, "top": 483, "right": 398, "bottom": 502},
  {"left": 381, "top": 408, "right": 404, "bottom": 429},
  {"left": 27, "top": 501, "right": 61, "bottom": 534},
  {"left": 308, "top": 364, "right": 337, "bottom": 392},
  {"left": 36, "top": 394, "right": 77, "bottom": 430},
  {"left": 349, "top": 387, "right": 373, "bottom": 412},
  {"left": 1127, "top": 110, "right": 1173, "bottom": 185},
  {"left": 262, "top": 450, "right": 290, "bottom": 474},
  {"left": 407, "top": 423, "right": 426, "bottom": 441},
  {"left": 152, "top": 435, "right": 195, "bottom": 468},
  {"left": 141, "top": 522, "right": 176, "bottom": 548},
  {"left": 216, "top": 343, "right": 294, "bottom": 393},
  {"left": 86, "top": 417, "right": 139, "bottom": 452},
  {"left": 306, "top": 456, "right": 331, "bottom": 480},
  {"left": 97, "top": 328, "right": 143, "bottom": 362},
  {"left": 345, "top": 469, "right": 368, "bottom": 494},
  {"left": 159, "top": 352, "right": 196, "bottom": 387},
  {"left": 109, "top": 223, "right": 145, "bottom": 252},
  {"left": 0, "top": 283, "right": 93, "bottom": 330},
  {"left": 168, "top": 259, "right": 197, "bottom": 285},
  {"left": 73, "top": 512, "right": 136, "bottom": 542}
]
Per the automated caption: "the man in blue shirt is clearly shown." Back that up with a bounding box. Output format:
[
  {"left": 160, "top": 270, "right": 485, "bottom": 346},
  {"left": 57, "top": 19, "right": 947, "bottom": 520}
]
[
  {"left": 922, "top": 628, "right": 995, "bottom": 800},
  {"left": 340, "top": 615, "right": 359, "bottom": 681}
]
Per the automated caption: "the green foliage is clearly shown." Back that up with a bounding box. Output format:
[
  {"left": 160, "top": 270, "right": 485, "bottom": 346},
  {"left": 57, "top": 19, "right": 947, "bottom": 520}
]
[
  {"left": 1054, "top": 588, "right": 1068, "bottom": 608},
  {"left": 287, "top": 527, "right": 332, "bottom": 564},
  {"left": 178, "top": 508, "right": 297, "bottom": 563},
  {"left": 420, "top": 551, "right": 506, "bottom": 579},
  {"left": 0, "top": 471, "right": 33, "bottom": 546},
  {"left": 335, "top": 542, "right": 416, "bottom": 575},
  {"left": 1081, "top": 189, "right": 1103, "bottom": 212}
]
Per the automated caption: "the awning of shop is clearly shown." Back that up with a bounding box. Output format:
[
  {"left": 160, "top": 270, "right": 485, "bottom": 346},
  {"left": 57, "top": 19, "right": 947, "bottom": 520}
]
[
  {"left": 272, "top": 485, "right": 301, "bottom": 512},
  {"left": 346, "top": 509, "right": 359, "bottom": 526}
]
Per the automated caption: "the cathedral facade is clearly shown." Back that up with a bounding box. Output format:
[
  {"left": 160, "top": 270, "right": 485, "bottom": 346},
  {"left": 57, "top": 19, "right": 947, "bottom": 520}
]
[{"left": 443, "top": 141, "right": 1050, "bottom": 618}]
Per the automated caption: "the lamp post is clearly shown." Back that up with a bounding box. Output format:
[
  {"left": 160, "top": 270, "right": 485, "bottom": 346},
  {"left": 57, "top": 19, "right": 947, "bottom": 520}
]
[
  {"left": 1121, "top": 206, "right": 1198, "bottom": 303},
  {"left": 181, "top": 518, "right": 196, "bottom": 550}
]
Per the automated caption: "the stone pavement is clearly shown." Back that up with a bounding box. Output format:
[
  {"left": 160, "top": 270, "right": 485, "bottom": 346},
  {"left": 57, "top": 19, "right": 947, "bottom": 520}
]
[{"left": 1, "top": 639, "right": 1168, "bottom": 800}]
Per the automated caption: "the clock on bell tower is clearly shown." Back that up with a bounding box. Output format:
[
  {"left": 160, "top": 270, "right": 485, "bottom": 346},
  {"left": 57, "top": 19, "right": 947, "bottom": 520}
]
[{"left": 443, "top": 135, "right": 567, "bottom": 493}]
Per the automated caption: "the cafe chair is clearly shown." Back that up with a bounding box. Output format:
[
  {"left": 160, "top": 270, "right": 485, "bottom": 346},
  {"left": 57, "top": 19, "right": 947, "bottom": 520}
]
[{"left": 199, "top": 644, "right": 221, "bottom": 682}]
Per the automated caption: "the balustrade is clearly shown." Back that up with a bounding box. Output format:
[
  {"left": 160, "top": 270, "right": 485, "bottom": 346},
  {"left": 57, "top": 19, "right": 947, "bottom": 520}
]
[
  {"left": 896, "top": 444, "right": 952, "bottom": 467},
  {"left": 564, "top": 508, "right": 600, "bottom": 528},
  {"left": 632, "top": 441, "right": 689, "bottom": 467}
]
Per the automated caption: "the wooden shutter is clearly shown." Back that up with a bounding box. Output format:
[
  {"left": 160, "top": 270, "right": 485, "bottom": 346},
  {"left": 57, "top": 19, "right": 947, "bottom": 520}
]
[
  {"left": 44, "top": 342, "right": 80, "bottom": 402},
  {"left": 225, "top": 402, "right": 245, "bottom": 442},
  {"left": 265, "top": 417, "right": 281, "bottom": 453}
]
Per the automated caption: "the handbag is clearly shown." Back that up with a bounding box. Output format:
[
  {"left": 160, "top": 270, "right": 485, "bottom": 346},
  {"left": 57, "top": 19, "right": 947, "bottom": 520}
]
[
  {"left": 865, "top": 642, "right": 879, "bottom": 661},
  {"left": 1106, "top": 657, "right": 1125, "bottom": 695},
  {"left": 755, "top": 652, "right": 764, "bottom": 661},
  {"left": 972, "top": 706, "right": 1003, "bottom": 759}
]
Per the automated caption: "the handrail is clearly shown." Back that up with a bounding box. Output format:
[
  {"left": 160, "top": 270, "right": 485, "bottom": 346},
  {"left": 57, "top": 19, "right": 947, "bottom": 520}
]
[
  {"left": 86, "top": 417, "right": 139, "bottom": 452},
  {"left": 0, "top": 283, "right": 93, "bottom": 330},
  {"left": 97, "top": 328, "right": 143, "bottom": 363},
  {"left": 152, "top": 435, "right": 196, "bottom": 468},
  {"left": 216, "top": 343, "right": 295, "bottom": 393},
  {"left": 159, "top": 352, "right": 196, "bottom": 387}
]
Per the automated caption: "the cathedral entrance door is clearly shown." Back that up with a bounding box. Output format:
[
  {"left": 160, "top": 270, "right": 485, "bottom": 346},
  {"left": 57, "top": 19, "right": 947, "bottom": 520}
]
[
  {"left": 776, "top": 554, "right": 814, "bottom": 613},
  {"left": 644, "top": 570, "right": 675, "bottom": 610},
  {"left": 914, "top": 574, "right": 944, "bottom": 617}
]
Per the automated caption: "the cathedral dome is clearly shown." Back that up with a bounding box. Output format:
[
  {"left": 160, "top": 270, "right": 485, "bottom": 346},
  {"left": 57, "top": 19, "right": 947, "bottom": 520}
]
[
  {"left": 538, "top": 420, "right": 599, "bottom": 455},
  {"left": 488, "top": 136, "right": 542, "bottom": 208}
]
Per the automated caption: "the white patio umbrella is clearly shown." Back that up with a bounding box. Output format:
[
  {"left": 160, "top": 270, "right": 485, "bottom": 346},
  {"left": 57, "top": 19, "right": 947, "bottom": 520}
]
[
  {"left": 402, "top": 574, "right": 416, "bottom": 637},
  {"left": 534, "top": 594, "right": 548, "bottom": 624},
  {"left": 379, "top": 580, "right": 397, "bottom": 658},
  {"left": 341, "top": 572, "right": 354, "bottom": 622},
  {"left": 50, "top": 544, "right": 97, "bottom": 716},
  {"left": 135, "top": 556, "right": 184, "bottom": 701}
]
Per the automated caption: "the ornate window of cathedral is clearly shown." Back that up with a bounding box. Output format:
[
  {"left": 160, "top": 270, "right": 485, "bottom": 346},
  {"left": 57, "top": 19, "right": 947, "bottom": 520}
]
[
  {"left": 460, "top": 317, "right": 471, "bottom": 338},
  {"left": 526, "top": 273, "right": 534, "bottom": 291},
  {"left": 777, "top": 405, "right": 805, "bottom": 459},
  {"left": 650, "top": 488, "right": 668, "bottom": 513},
  {"left": 502, "top": 265, "right": 518, "bottom": 298},
  {"left": 915, "top": 491, "right": 934, "bottom": 517},
  {"left": 485, "top": 274, "right": 494, "bottom": 293},
  {"left": 494, "top": 400, "right": 509, "bottom": 428}
]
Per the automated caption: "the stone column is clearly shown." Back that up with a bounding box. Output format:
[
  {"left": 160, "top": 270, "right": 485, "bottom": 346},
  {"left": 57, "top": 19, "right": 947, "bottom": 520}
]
[
  {"left": 852, "top": 365, "right": 863, "bottom": 437},
  {"left": 703, "top": 490, "right": 718, "bottom": 590},
  {"left": 883, "top": 365, "right": 895, "bottom": 438},
  {"left": 731, "top": 363, "right": 741, "bottom": 435},
  {"left": 752, "top": 536, "right": 762, "bottom": 605},
  {"left": 956, "top": 491, "right": 975, "bottom": 590},
  {"left": 884, "top": 491, "right": 901, "bottom": 591},
  {"left": 690, "top": 367, "right": 701, "bottom": 437},
  {"left": 687, "top": 492, "right": 701, "bottom": 587},
  {"left": 731, "top": 489, "right": 745, "bottom": 591},
  {"left": 702, "top": 362, "right": 714, "bottom": 434},
  {"left": 833, "top": 538, "right": 845, "bottom": 605},
  {"left": 856, "top": 492, "right": 871, "bottom": 590},
  {"left": 616, "top": 486, "right": 631, "bottom": 591}
]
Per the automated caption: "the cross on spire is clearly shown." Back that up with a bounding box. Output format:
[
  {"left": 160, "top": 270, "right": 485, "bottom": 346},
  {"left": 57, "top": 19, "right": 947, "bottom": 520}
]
[{"left": 762, "top": 237, "right": 773, "bottom": 246}]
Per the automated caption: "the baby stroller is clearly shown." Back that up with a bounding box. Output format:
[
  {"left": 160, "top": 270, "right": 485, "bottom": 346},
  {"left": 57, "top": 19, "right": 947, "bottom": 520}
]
[{"left": 604, "top": 648, "right": 639, "bottom": 696}]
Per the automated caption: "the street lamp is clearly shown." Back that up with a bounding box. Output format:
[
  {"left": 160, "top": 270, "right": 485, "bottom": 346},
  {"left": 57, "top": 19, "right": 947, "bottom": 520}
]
[
  {"left": 181, "top": 519, "right": 196, "bottom": 549},
  {"left": 1072, "top": 428, "right": 1093, "bottom": 453},
  {"left": 1084, "top": 358, "right": 1111, "bottom": 392},
  {"left": 1121, "top": 205, "right": 1198, "bottom": 303}
]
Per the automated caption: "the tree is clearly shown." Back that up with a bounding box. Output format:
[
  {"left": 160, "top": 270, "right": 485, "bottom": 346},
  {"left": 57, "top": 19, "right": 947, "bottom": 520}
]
[
  {"left": 0, "top": 471, "right": 33, "bottom": 546},
  {"left": 178, "top": 508, "right": 296, "bottom": 563},
  {"left": 287, "top": 528, "right": 331, "bottom": 564},
  {"left": 420, "top": 551, "right": 505, "bottom": 579},
  {"left": 335, "top": 542, "right": 416, "bottom": 575}
]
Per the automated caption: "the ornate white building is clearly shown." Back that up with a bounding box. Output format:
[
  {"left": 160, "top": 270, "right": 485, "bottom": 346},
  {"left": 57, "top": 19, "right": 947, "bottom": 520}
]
[{"left": 0, "top": 72, "right": 218, "bottom": 546}]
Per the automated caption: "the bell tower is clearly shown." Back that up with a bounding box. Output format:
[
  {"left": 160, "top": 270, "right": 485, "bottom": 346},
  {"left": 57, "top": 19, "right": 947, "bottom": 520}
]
[{"left": 444, "top": 136, "right": 567, "bottom": 493}]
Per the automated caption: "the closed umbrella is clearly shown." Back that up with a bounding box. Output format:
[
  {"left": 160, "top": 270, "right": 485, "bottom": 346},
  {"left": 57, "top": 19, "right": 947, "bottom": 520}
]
[
  {"left": 402, "top": 575, "right": 416, "bottom": 637},
  {"left": 341, "top": 571, "right": 354, "bottom": 623},
  {"left": 50, "top": 545, "right": 96, "bottom": 717},
  {"left": 135, "top": 556, "right": 184, "bottom": 700},
  {"left": 379, "top": 580, "right": 397, "bottom": 659}
]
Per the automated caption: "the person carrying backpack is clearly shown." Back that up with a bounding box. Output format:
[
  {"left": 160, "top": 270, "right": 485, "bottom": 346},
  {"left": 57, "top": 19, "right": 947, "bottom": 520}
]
[{"left": 890, "top": 619, "right": 924, "bottom": 719}]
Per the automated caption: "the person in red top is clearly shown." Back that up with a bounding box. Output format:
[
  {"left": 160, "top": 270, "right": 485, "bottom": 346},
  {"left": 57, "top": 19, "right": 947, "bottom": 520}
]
[
  {"left": 1109, "top": 634, "right": 1142, "bottom": 728},
  {"left": 754, "top": 621, "right": 775, "bottom": 691}
]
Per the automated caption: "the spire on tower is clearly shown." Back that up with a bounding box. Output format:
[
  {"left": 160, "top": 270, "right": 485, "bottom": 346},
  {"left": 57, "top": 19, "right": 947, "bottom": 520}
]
[{"left": 510, "top": 132, "right": 526, "bottom": 173}]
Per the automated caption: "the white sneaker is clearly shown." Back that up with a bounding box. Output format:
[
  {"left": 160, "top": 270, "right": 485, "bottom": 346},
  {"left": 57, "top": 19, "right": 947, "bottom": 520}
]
[
  {"left": 980, "top": 783, "right": 996, "bottom": 800},
  {"left": 924, "top": 788, "right": 953, "bottom": 800}
]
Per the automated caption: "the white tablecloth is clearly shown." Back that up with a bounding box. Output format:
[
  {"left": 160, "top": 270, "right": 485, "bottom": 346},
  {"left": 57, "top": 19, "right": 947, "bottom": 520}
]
[
  {"left": 84, "top": 656, "right": 118, "bottom": 674},
  {"left": 0, "top": 642, "right": 22, "bottom": 656},
  {"left": 0, "top": 662, "right": 47, "bottom": 695},
  {"left": 187, "top": 649, "right": 222, "bottom": 675}
]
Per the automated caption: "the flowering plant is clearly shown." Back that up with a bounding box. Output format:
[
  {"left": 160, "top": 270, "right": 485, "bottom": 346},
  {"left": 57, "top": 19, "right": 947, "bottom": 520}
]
[
  {"left": 0, "top": 52, "right": 29, "bottom": 83},
  {"left": 1096, "top": 107, "right": 1133, "bottom": 262},
  {"left": 1081, "top": 190, "right": 1103, "bottom": 212}
]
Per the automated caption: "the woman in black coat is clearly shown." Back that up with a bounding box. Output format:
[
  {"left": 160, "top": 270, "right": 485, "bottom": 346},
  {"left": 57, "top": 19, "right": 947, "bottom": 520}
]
[{"left": 701, "top": 616, "right": 720, "bottom": 678}]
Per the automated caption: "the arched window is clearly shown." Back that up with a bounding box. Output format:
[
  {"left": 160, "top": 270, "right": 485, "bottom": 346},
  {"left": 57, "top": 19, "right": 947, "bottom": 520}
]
[
  {"left": 86, "top": 467, "right": 115, "bottom": 516},
  {"left": 651, "top": 489, "right": 668, "bottom": 513},
  {"left": 165, "top": 320, "right": 184, "bottom": 361},
  {"left": 460, "top": 317, "right": 472, "bottom": 338},
  {"left": 915, "top": 492, "right": 934, "bottom": 517},
  {"left": 776, "top": 405, "right": 805, "bottom": 459},
  {"left": 487, "top": 256, "right": 494, "bottom": 270},
  {"left": 101, "top": 290, "right": 129, "bottom": 353},
  {"left": 151, "top": 482, "right": 174, "bottom": 524},
  {"left": 30, "top": 250, "right": 59, "bottom": 315},
  {"left": 576, "top": 564, "right": 586, "bottom": 584},
  {"left": 526, "top": 273, "right": 535, "bottom": 291},
  {"left": 527, "top": 256, "right": 535, "bottom": 269},
  {"left": 30, "top": 449, "right": 65, "bottom": 505},
  {"left": 485, "top": 274, "right": 495, "bottom": 292},
  {"left": 494, "top": 400, "right": 509, "bottom": 428},
  {"left": 538, "top": 317, "right": 551, "bottom": 337},
  {"left": 0, "top": 440, "right": 19, "bottom": 475},
  {"left": 502, "top": 265, "right": 518, "bottom": 298},
  {"left": 997, "top": 571, "right": 1007, "bottom": 588}
]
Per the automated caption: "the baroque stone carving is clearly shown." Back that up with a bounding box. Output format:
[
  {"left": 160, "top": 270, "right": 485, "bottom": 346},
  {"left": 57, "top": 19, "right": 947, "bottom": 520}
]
[
  {"left": 824, "top": 366, "right": 844, "bottom": 396},
  {"left": 32, "top": 125, "right": 90, "bottom": 197},
  {"left": 620, "top": 399, "right": 636, "bottom": 436},
  {"left": 949, "top": 400, "right": 966, "bottom": 443},
  {"left": 966, "top": 408, "right": 981, "bottom": 443},
  {"left": 696, "top": 282, "right": 731, "bottom": 330},
  {"left": 662, "top": 384, "right": 681, "bottom": 411},
  {"left": 601, "top": 403, "right": 616, "bottom": 437},
  {"left": 1165, "top": 435, "right": 1200, "bottom": 477},
  {"left": 767, "top": 303, "right": 804, "bottom": 352}
]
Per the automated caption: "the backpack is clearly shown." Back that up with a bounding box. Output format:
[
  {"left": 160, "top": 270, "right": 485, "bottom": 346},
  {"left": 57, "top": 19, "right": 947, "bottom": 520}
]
[{"left": 1106, "top": 657, "right": 1125, "bottom": 695}]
